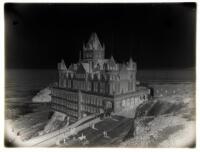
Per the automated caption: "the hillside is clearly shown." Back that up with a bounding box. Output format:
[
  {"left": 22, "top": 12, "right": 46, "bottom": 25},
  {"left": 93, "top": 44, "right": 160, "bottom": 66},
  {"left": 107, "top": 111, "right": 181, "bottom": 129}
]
[{"left": 120, "top": 83, "right": 195, "bottom": 147}]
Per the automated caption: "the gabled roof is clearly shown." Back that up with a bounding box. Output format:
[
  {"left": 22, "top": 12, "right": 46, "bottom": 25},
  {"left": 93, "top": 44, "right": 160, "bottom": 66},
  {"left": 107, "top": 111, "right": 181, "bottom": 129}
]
[
  {"left": 109, "top": 56, "right": 116, "bottom": 64},
  {"left": 76, "top": 63, "right": 87, "bottom": 74},
  {"left": 81, "top": 63, "right": 90, "bottom": 73},
  {"left": 68, "top": 64, "right": 75, "bottom": 71},
  {"left": 129, "top": 57, "right": 133, "bottom": 63}
]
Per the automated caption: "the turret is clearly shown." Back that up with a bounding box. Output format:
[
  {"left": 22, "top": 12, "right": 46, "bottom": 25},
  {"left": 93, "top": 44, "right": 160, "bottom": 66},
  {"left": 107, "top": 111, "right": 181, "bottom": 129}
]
[
  {"left": 127, "top": 57, "right": 136, "bottom": 71},
  {"left": 82, "top": 33, "right": 105, "bottom": 61},
  {"left": 57, "top": 59, "right": 67, "bottom": 88},
  {"left": 58, "top": 59, "right": 67, "bottom": 71}
]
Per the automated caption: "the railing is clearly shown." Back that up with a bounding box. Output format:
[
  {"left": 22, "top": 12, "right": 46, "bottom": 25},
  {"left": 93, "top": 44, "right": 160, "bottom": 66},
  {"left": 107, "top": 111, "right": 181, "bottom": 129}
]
[{"left": 22, "top": 114, "right": 97, "bottom": 146}]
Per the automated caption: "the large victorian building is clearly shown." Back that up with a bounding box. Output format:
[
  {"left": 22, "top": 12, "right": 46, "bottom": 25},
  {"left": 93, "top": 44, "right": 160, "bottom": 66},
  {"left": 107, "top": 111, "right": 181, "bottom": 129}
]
[{"left": 51, "top": 33, "right": 150, "bottom": 122}]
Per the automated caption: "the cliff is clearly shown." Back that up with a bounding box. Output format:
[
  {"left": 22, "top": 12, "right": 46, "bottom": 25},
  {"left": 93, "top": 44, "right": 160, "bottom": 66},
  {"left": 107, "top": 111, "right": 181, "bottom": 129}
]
[
  {"left": 120, "top": 83, "right": 195, "bottom": 147},
  {"left": 32, "top": 87, "right": 51, "bottom": 103}
]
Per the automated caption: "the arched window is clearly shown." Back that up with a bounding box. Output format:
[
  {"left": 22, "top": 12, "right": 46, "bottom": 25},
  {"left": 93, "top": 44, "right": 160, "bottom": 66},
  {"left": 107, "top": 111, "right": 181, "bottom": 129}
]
[{"left": 105, "top": 101, "right": 112, "bottom": 109}]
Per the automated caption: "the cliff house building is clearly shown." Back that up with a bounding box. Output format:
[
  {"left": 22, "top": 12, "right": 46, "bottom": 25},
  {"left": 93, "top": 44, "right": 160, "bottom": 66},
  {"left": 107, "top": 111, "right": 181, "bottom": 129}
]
[{"left": 51, "top": 33, "right": 150, "bottom": 122}]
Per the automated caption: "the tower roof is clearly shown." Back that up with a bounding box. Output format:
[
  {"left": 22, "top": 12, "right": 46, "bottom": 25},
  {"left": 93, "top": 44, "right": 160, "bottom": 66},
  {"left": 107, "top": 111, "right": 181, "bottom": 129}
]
[
  {"left": 110, "top": 56, "right": 115, "bottom": 63},
  {"left": 58, "top": 59, "right": 67, "bottom": 70},
  {"left": 85, "top": 33, "right": 104, "bottom": 50}
]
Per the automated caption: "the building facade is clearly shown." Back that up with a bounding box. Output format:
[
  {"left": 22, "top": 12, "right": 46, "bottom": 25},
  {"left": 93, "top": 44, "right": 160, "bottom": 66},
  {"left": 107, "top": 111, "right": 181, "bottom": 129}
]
[{"left": 51, "top": 33, "right": 150, "bottom": 122}]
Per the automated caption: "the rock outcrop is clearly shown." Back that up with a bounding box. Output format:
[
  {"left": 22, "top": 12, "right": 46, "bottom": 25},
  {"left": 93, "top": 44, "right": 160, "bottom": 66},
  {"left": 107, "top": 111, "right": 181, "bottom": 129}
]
[{"left": 32, "top": 87, "right": 51, "bottom": 103}]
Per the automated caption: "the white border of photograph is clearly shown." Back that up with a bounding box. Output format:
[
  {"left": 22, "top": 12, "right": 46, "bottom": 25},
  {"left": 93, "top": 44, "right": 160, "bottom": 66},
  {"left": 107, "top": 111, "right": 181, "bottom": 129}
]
[{"left": 0, "top": 0, "right": 199, "bottom": 152}]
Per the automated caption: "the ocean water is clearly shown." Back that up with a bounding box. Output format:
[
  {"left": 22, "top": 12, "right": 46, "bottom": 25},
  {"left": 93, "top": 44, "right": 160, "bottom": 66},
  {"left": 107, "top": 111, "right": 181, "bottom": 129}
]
[
  {"left": 137, "top": 68, "right": 195, "bottom": 83},
  {"left": 5, "top": 69, "right": 58, "bottom": 103}
]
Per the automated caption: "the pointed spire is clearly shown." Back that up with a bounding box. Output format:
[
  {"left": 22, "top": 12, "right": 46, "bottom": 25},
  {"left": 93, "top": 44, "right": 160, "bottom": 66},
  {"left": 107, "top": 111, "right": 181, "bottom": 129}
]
[
  {"left": 129, "top": 57, "right": 133, "bottom": 64},
  {"left": 128, "top": 57, "right": 135, "bottom": 69},
  {"left": 110, "top": 55, "right": 115, "bottom": 63},
  {"left": 86, "top": 32, "right": 103, "bottom": 50},
  {"left": 58, "top": 59, "right": 67, "bottom": 70},
  {"left": 61, "top": 59, "right": 65, "bottom": 64}
]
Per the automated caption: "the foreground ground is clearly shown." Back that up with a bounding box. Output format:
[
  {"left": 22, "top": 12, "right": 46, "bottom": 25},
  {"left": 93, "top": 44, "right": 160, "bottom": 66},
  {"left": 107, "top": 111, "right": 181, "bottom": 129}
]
[
  {"left": 5, "top": 82, "right": 195, "bottom": 147},
  {"left": 5, "top": 103, "right": 51, "bottom": 146}
]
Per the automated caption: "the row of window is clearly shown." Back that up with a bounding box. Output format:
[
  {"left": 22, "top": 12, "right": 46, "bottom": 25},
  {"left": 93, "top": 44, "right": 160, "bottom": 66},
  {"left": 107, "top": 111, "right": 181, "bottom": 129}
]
[
  {"left": 52, "top": 97, "right": 78, "bottom": 110},
  {"left": 51, "top": 104, "right": 78, "bottom": 117},
  {"left": 62, "top": 71, "right": 121, "bottom": 81},
  {"left": 84, "top": 53, "right": 103, "bottom": 59},
  {"left": 81, "top": 105, "right": 99, "bottom": 113},
  {"left": 71, "top": 80, "right": 109, "bottom": 94},
  {"left": 105, "top": 65, "right": 118, "bottom": 71},
  {"left": 75, "top": 74, "right": 86, "bottom": 79},
  {"left": 59, "top": 78, "right": 124, "bottom": 96},
  {"left": 91, "top": 82, "right": 110, "bottom": 94},
  {"left": 52, "top": 89, "right": 78, "bottom": 102},
  {"left": 121, "top": 94, "right": 147, "bottom": 107},
  {"left": 84, "top": 53, "right": 93, "bottom": 58},
  {"left": 82, "top": 94, "right": 103, "bottom": 107},
  {"left": 73, "top": 80, "right": 91, "bottom": 91}
]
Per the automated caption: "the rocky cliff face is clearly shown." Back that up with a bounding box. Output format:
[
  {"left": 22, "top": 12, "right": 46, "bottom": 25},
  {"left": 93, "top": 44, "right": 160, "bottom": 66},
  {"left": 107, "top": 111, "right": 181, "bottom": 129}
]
[
  {"left": 121, "top": 83, "right": 195, "bottom": 147},
  {"left": 32, "top": 87, "right": 51, "bottom": 103}
]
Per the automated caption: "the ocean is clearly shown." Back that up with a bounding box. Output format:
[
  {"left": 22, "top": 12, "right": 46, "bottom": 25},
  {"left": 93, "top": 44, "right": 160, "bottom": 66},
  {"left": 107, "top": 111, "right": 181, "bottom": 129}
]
[
  {"left": 5, "top": 69, "right": 57, "bottom": 119},
  {"left": 5, "top": 69, "right": 58, "bottom": 103}
]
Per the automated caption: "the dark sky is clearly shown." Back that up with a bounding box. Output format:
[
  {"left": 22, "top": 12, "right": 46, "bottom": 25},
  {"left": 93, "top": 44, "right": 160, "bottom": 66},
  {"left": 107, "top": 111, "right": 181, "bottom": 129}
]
[{"left": 5, "top": 3, "right": 196, "bottom": 69}]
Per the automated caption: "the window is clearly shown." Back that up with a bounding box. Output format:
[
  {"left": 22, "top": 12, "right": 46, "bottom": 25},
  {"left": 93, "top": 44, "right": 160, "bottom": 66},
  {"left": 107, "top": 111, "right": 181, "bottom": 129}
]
[
  {"left": 100, "top": 83, "right": 104, "bottom": 93},
  {"left": 80, "top": 81, "right": 82, "bottom": 89},
  {"left": 85, "top": 96, "right": 88, "bottom": 104},
  {"left": 73, "top": 80, "right": 76, "bottom": 89},
  {"left": 127, "top": 99, "right": 130, "bottom": 106},
  {"left": 122, "top": 100, "right": 126, "bottom": 107},
  {"left": 87, "top": 82, "right": 91, "bottom": 91},
  {"left": 91, "top": 97, "right": 94, "bottom": 105},
  {"left": 105, "top": 101, "right": 112, "bottom": 109},
  {"left": 94, "top": 98, "right": 97, "bottom": 106},
  {"left": 94, "top": 82, "right": 98, "bottom": 92},
  {"left": 89, "top": 96, "right": 91, "bottom": 104},
  {"left": 68, "top": 80, "right": 71, "bottom": 88},
  {"left": 94, "top": 97, "right": 99, "bottom": 106},
  {"left": 99, "top": 99, "right": 102, "bottom": 106}
]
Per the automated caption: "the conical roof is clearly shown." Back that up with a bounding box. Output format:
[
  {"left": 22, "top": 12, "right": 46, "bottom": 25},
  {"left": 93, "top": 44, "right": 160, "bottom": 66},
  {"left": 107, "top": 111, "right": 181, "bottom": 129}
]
[
  {"left": 110, "top": 56, "right": 115, "bottom": 62},
  {"left": 86, "top": 33, "right": 103, "bottom": 50},
  {"left": 58, "top": 59, "right": 67, "bottom": 70},
  {"left": 129, "top": 57, "right": 134, "bottom": 63}
]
